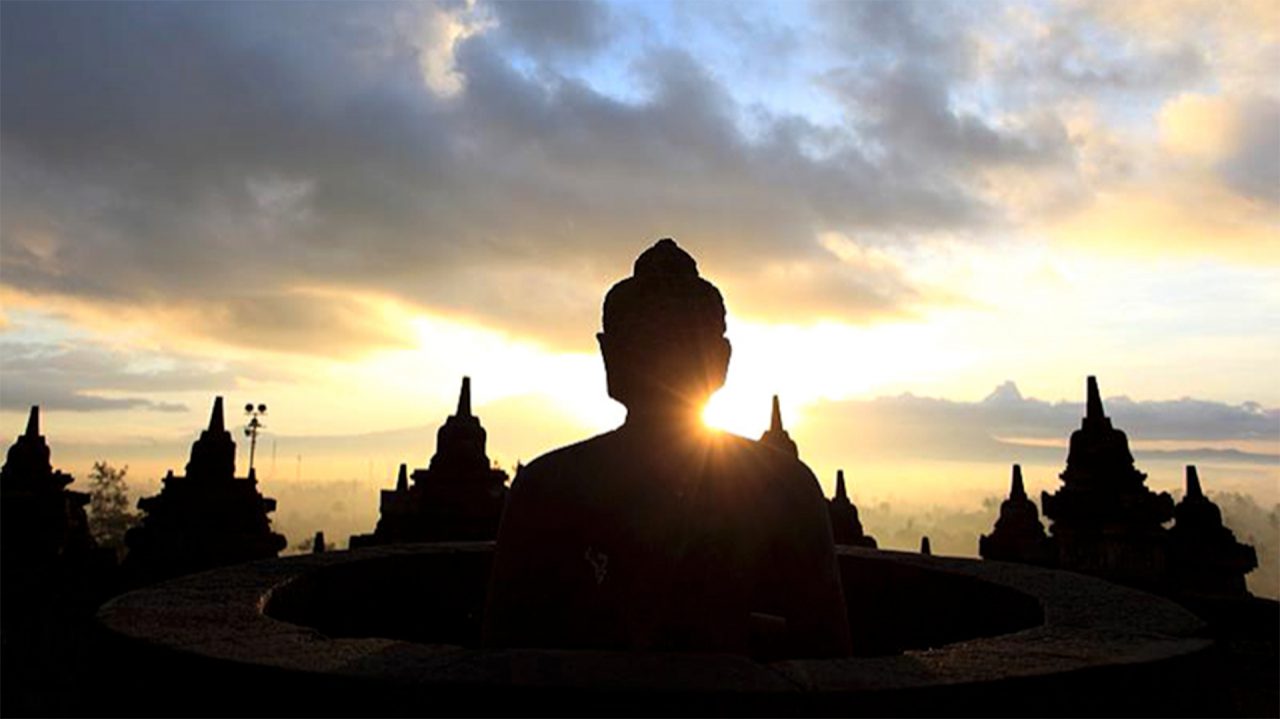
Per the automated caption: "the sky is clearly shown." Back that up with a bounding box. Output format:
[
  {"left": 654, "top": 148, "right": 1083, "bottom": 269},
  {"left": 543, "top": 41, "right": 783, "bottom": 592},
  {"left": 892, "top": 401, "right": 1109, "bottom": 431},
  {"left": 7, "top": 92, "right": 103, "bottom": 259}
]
[{"left": 1, "top": 1, "right": 1277, "bottom": 565}]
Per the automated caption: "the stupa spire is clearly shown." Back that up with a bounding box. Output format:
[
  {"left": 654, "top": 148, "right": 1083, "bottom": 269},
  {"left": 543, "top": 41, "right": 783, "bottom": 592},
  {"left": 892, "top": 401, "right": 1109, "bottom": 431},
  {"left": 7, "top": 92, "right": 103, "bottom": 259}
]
[
  {"left": 24, "top": 406, "right": 39, "bottom": 437},
  {"left": 1170, "top": 465, "right": 1257, "bottom": 595},
  {"left": 1185, "top": 465, "right": 1202, "bottom": 500},
  {"left": 349, "top": 377, "right": 509, "bottom": 548},
  {"left": 1086, "top": 376, "right": 1104, "bottom": 420},
  {"left": 980, "top": 463, "right": 1049, "bottom": 564},
  {"left": 209, "top": 396, "right": 225, "bottom": 433},
  {"left": 759, "top": 395, "right": 798, "bottom": 457},
  {"left": 3, "top": 404, "right": 61, "bottom": 485},
  {"left": 828, "top": 468, "right": 876, "bottom": 547},
  {"left": 920, "top": 536, "right": 932, "bottom": 555},
  {"left": 185, "top": 396, "right": 236, "bottom": 481},
  {"left": 1, "top": 404, "right": 95, "bottom": 573},
  {"left": 1042, "top": 375, "right": 1176, "bottom": 590},
  {"left": 457, "top": 377, "right": 472, "bottom": 418}
]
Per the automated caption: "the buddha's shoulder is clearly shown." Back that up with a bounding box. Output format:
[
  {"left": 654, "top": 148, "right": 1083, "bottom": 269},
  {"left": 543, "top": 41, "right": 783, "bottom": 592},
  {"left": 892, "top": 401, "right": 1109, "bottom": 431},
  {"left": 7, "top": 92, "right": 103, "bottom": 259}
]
[
  {"left": 712, "top": 432, "right": 825, "bottom": 495},
  {"left": 508, "top": 431, "right": 624, "bottom": 495}
]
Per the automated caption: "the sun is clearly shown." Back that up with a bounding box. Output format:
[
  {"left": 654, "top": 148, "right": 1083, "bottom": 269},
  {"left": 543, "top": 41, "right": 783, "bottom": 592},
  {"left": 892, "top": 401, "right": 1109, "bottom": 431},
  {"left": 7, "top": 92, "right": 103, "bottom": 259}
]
[{"left": 702, "top": 388, "right": 774, "bottom": 437}]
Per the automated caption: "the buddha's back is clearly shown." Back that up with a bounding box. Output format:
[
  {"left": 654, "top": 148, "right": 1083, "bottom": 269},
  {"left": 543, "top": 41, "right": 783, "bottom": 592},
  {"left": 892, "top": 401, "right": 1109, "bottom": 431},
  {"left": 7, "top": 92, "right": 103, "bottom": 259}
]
[{"left": 483, "top": 426, "right": 850, "bottom": 658}]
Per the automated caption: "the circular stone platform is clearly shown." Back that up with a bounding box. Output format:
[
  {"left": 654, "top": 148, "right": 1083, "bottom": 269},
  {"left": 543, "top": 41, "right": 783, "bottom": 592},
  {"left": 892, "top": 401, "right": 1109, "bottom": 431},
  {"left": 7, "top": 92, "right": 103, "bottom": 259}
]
[{"left": 96, "top": 543, "right": 1219, "bottom": 717}]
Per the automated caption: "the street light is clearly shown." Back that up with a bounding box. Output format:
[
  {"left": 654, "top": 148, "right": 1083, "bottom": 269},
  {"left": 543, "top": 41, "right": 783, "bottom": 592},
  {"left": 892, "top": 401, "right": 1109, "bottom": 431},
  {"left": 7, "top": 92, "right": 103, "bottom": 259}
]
[{"left": 244, "top": 403, "right": 267, "bottom": 476}]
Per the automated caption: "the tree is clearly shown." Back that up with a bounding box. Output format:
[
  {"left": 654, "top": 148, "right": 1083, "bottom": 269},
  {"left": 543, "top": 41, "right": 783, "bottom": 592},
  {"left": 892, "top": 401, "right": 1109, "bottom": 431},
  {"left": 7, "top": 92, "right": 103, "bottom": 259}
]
[{"left": 87, "top": 461, "right": 139, "bottom": 555}]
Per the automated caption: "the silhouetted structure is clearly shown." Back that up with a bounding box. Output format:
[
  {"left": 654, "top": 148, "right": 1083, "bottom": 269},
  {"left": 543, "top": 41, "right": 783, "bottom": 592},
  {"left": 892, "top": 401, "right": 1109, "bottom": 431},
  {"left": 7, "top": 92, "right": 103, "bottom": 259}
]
[
  {"left": 979, "top": 464, "right": 1051, "bottom": 564},
  {"left": 1041, "top": 377, "right": 1174, "bottom": 591},
  {"left": 759, "top": 395, "right": 798, "bottom": 457},
  {"left": 312, "top": 531, "right": 327, "bottom": 554},
  {"left": 123, "top": 397, "right": 286, "bottom": 584},
  {"left": 828, "top": 470, "right": 877, "bottom": 548},
  {"left": 1, "top": 407, "right": 102, "bottom": 586},
  {"left": 920, "top": 536, "right": 932, "bottom": 555},
  {"left": 1168, "top": 466, "right": 1257, "bottom": 597},
  {"left": 350, "top": 378, "right": 508, "bottom": 547},
  {"left": 485, "top": 239, "right": 850, "bottom": 659}
]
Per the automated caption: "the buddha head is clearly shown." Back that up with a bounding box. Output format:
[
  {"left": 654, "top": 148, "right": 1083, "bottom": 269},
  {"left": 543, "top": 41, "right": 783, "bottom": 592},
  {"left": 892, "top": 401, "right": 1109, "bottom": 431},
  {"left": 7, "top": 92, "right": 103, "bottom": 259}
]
[{"left": 599, "top": 239, "right": 730, "bottom": 424}]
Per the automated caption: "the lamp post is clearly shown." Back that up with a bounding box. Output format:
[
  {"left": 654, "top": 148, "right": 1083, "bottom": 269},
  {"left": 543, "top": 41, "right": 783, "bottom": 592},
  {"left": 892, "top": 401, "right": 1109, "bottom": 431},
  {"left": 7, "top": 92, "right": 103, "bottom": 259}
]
[{"left": 244, "top": 403, "right": 267, "bottom": 476}]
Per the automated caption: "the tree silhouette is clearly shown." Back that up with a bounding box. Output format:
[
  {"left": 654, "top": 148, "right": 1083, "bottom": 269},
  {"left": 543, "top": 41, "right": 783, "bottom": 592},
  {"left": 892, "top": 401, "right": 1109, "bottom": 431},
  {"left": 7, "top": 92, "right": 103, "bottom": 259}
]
[{"left": 87, "top": 461, "right": 138, "bottom": 558}]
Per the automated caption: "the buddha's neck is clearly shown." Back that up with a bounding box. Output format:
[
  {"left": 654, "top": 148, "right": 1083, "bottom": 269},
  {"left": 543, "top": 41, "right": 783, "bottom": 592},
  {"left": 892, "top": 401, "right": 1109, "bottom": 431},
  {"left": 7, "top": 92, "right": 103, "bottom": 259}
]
[{"left": 622, "top": 403, "right": 706, "bottom": 437}]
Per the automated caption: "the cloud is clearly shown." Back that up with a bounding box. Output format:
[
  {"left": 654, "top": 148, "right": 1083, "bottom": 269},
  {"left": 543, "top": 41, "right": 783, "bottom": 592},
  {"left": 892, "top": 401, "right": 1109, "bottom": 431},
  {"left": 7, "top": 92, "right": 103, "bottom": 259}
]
[
  {"left": 1216, "top": 95, "right": 1280, "bottom": 204},
  {"left": 1160, "top": 93, "right": 1280, "bottom": 204},
  {"left": 0, "top": 338, "right": 252, "bottom": 413},
  {"left": 0, "top": 384, "right": 185, "bottom": 414},
  {"left": 801, "top": 380, "right": 1280, "bottom": 466},
  {"left": 1075, "top": 0, "right": 1279, "bottom": 91},
  {"left": 0, "top": 1, "right": 1032, "bottom": 355},
  {"left": 489, "top": 0, "right": 611, "bottom": 59},
  {"left": 1044, "top": 179, "right": 1280, "bottom": 261},
  {"left": 1, "top": 0, "right": 1274, "bottom": 362},
  {"left": 817, "top": 2, "right": 1076, "bottom": 194}
]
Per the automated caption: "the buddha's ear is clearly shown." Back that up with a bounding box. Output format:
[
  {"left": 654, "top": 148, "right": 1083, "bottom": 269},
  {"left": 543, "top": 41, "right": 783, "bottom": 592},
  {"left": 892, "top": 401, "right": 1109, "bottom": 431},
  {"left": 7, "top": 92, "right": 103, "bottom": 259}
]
[
  {"left": 706, "top": 336, "right": 731, "bottom": 390},
  {"left": 597, "top": 332, "right": 624, "bottom": 404}
]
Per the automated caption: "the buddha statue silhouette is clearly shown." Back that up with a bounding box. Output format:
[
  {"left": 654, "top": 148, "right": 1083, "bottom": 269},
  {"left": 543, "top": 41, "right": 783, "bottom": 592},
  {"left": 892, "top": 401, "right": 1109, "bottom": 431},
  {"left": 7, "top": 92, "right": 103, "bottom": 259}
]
[{"left": 484, "top": 239, "right": 851, "bottom": 659}]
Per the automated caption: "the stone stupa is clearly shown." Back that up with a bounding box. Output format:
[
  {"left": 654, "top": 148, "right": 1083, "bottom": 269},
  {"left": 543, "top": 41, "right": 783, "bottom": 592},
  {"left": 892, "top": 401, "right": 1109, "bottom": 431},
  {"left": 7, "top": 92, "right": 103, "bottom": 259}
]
[
  {"left": 828, "top": 470, "right": 877, "bottom": 548},
  {"left": 979, "top": 464, "right": 1051, "bottom": 565},
  {"left": 759, "top": 395, "right": 799, "bottom": 458},
  {"left": 123, "top": 397, "right": 287, "bottom": 584},
  {"left": 350, "top": 377, "right": 509, "bottom": 547},
  {"left": 1, "top": 407, "right": 101, "bottom": 581},
  {"left": 1041, "top": 377, "right": 1174, "bottom": 590},
  {"left": 1168, "top": 466, "right": 1257, "bottom": 597}
]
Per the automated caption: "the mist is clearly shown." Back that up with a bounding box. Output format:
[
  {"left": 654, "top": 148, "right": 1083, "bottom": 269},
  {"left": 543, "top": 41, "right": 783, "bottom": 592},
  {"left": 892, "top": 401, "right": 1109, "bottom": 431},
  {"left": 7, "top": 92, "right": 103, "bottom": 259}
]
[{"left": 114, "top": 472, "right": 1272, "bottom": 600}]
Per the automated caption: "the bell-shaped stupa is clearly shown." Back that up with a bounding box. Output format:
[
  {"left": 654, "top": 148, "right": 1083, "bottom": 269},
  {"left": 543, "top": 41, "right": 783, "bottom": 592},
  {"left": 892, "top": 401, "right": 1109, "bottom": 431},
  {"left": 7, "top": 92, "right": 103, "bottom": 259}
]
[
  {"left": 1168, "top": 466, "right": 1257, "bottom": 597},
  {"left": 350, "top": 377, "right": 509, "bottom": 547},
  {"left": 979, "top": 465, "right": 1051, "bottom": 565},
  {"left": 1, "top": 407, "right": 100, "bottom": 577},
  {"left": 1041, "top": 377, "right": 1174, "bottom": 590},
  {"left": 123, "top": 397, "right": 287, "bottom": 584},
  {"left": 828, "top": 470, "right": 877, "bottom": 548}
]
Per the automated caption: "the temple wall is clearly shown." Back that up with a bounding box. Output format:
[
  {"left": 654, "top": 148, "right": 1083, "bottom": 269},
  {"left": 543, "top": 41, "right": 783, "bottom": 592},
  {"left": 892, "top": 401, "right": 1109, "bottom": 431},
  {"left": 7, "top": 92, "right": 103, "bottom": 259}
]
[{"left": 95, "top": 543, "right": 1224, "bottom": 717}]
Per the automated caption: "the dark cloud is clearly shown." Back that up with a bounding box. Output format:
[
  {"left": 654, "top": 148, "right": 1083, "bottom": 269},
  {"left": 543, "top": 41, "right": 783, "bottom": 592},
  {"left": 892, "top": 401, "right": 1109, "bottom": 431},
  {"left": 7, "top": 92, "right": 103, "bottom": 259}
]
[
  {"left": 489, "top": 0, "right": 611, "bottom": 59},
  {"left": 3, "top": 0, "right": 1251, "bottom": 359},
  {"left": 1219, "top": 95, "right": 1280, "bottom": 205},
  {"left": 819, "top": 2, "right": 972, "bottom": 73},
  {"left": 825, "top": 61, "right": 1072, "bottom": 173},
  {"left": 1024, "top": 25, "right": 1207, "bottom": 93},
  {"left": 815, "top": 2, "right": 1078, "bottom": 219},
  {"left": 0, "top": 1, "right": 1044, "bottom": 353}
]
